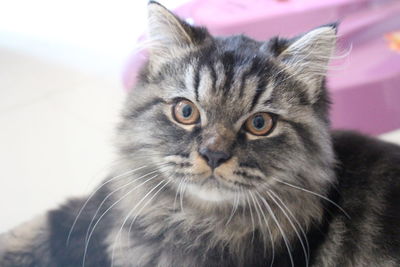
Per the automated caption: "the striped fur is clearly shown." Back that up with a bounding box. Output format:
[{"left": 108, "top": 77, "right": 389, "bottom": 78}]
[{"left": 1, "top": 2, "right": 399, "bottom": 266}]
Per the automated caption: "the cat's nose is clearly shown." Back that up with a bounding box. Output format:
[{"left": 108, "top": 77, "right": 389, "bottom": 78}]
[{"left": 199, "top": 148, "right": 230, "bottom": 169}]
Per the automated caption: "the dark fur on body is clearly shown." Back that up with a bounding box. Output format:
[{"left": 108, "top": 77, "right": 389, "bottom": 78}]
[{"left": 1, "top": 2, "right": 400, "bottom": 266}]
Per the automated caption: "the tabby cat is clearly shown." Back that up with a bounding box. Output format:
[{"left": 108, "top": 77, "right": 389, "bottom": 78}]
[{"left": 1, "top": 1, "right": 400, "bottom": 266}]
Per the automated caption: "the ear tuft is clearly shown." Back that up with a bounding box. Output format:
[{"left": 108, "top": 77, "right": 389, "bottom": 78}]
[
  {"left": 146, "top": 1, "right": 210, "bottom": 66},
  {"left": 274, "top": 24, "right": 338, "bottom": 101},
  {"left": 279, "top": 25, "right": 337, "bottom": 64},
  {"left": 148, "top": 2, "right": 193, "bottom": 46},
  {"left": 266, "top": 37, "right": 291, "bottom": 57},
  {"left": 322, "top": 22, "right": 339, "bottom": 34}
]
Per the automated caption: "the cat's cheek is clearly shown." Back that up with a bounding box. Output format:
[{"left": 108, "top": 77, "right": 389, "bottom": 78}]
[
  {"left": 191, "top": 152, "right": 212, "bottom": 179},
  {"left": 214, "top": 157, "right": 239, "bottom": 183}
]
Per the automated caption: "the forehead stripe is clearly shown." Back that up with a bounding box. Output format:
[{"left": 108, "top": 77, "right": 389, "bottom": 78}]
[
  {"left": 209, "top": 64, "right": 217, "bottom": 94},
  {"left": 239, "top": 56, "right": 262, "bottom": 98},
  {"left": 193, "top": 66, "right": 200, "bottom": 102},
  {"left": 238, "top": 71, "right": 250, "bottom": 99},
  {"left": 197, "top": 65, "right": 214, "bottom": 102},
  {"left": 221, "top": 52, "right": 235, "bottom": 94},
  {"left": 249, "top": 76, "right": 268, "bottom": 112}
]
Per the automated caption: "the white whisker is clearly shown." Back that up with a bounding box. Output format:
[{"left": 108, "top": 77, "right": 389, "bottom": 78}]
[
  {"left": 174, "top": 176, "right": 185, "bottom": 210},
  {"left": 244, "top": 192, "right": 256, "bottom": 244},
  {"left": 179, "top": 177, "right": 189, "bottom": 213},
  {"left": 111, "top": 179, "right": 171, "bottom": 267},
  {"left": 251, "top": 192, "right": 275, "bottom": 267},
  {"left": 255, "top": 191, "right": 294, "bottom": 267},
  {"left": 266, "top": 190, "right": 309, "bottom": 266},
  {"left": 67, "top": 165, "right": 148, "bottom": 245},
  {"left": 82, "top": 171, "right": 164, "bottom": 267},
  {"left": 225, "top": 188, "right": 239, "bottom": 226},
  {"left": 268, "top": 189, "right": 310, "bottom": 264},
  {"left": 126, "top": 179, "right": 171, "bottom": 255},
  {"left": 84, "top": 163, "right": 171, "bottom": 244},
  {"left": 273, "top": 178, "right": 350, "bottom": 219},
  {"left": 248, "top": 191, "right": 267, "bottom": 255}
]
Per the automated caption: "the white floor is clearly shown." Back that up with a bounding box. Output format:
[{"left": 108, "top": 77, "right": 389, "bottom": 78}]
[
  {"left": 1, "top": 33, "right": 400, "bottom": 233},
  {"left": 0, "top": 0, "right": 191, "bottom": 233},
  {"left": 0, "top": 39, "right": 125, "bottom": 232}
]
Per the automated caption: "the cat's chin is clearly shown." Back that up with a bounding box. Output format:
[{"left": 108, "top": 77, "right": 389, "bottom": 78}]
[{"left": 185, "top": 176, "right": 239, "bottom": 203}]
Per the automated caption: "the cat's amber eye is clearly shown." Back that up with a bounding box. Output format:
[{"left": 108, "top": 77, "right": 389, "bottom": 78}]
[
  {"left": 172, "top": 99, "right": 200, "bottom": 125},
  {"left": 244, "top": 112, "right": 274, "bottom": 136}
]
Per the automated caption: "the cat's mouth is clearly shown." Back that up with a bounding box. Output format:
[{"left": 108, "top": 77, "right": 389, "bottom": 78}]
[
  {"left": 184, "top": 173, "right": 254, "bottom": 196},
  {"left": 182, "top": 168, "right": 255, "bottom": 190},
  {"left": 185, "top": 174, "right": 228, "bottom": 188},
  {"left": 185, "top": 176, "right": 239, "bottom": 202}
]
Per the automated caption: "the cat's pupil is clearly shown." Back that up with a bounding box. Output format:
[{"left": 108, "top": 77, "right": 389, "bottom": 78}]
[
  {"left": 253, "top": 115, "right": 265, "bottom": 129},
  {"left": 182, "top": 104, "right": 192, "bottom": 118}
]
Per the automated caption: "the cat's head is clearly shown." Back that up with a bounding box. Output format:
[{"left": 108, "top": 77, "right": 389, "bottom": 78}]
[{"left": 117, "top": 2, "right": 336, "bottom": 209}]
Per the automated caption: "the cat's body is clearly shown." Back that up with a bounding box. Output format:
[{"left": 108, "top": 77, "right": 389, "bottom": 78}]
[
  {"left": 1, "top": 131, "right": 400, "bottom": 267},
  {"left": 1, "top": 2, "right": 399, "bottom": 266}
]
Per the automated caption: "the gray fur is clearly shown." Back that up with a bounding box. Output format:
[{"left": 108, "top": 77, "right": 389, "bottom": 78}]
[{"left": 1, "top": 2, "right": 399, "bottom": 266}]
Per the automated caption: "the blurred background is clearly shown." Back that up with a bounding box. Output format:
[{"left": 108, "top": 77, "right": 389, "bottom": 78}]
[{"left": 0, "top": 0, "right": 399, "bottom": 232}]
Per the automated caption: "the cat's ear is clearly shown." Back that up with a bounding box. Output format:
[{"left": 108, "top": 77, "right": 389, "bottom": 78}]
[
  {"left": 147, "top": 1, "right": 210, "bottom": 62},
  {"left": 265, "top": 24, "right": 337, "bottom": 102}
]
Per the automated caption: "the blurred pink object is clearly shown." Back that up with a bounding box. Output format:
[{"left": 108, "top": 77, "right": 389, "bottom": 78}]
[{"left": 123, "top": 0, "right": 400, "bottom": 135}]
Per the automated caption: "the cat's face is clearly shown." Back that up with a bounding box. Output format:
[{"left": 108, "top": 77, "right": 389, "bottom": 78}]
[{"left": 117, "top": 2, "right": 336, "bottom": 206}]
